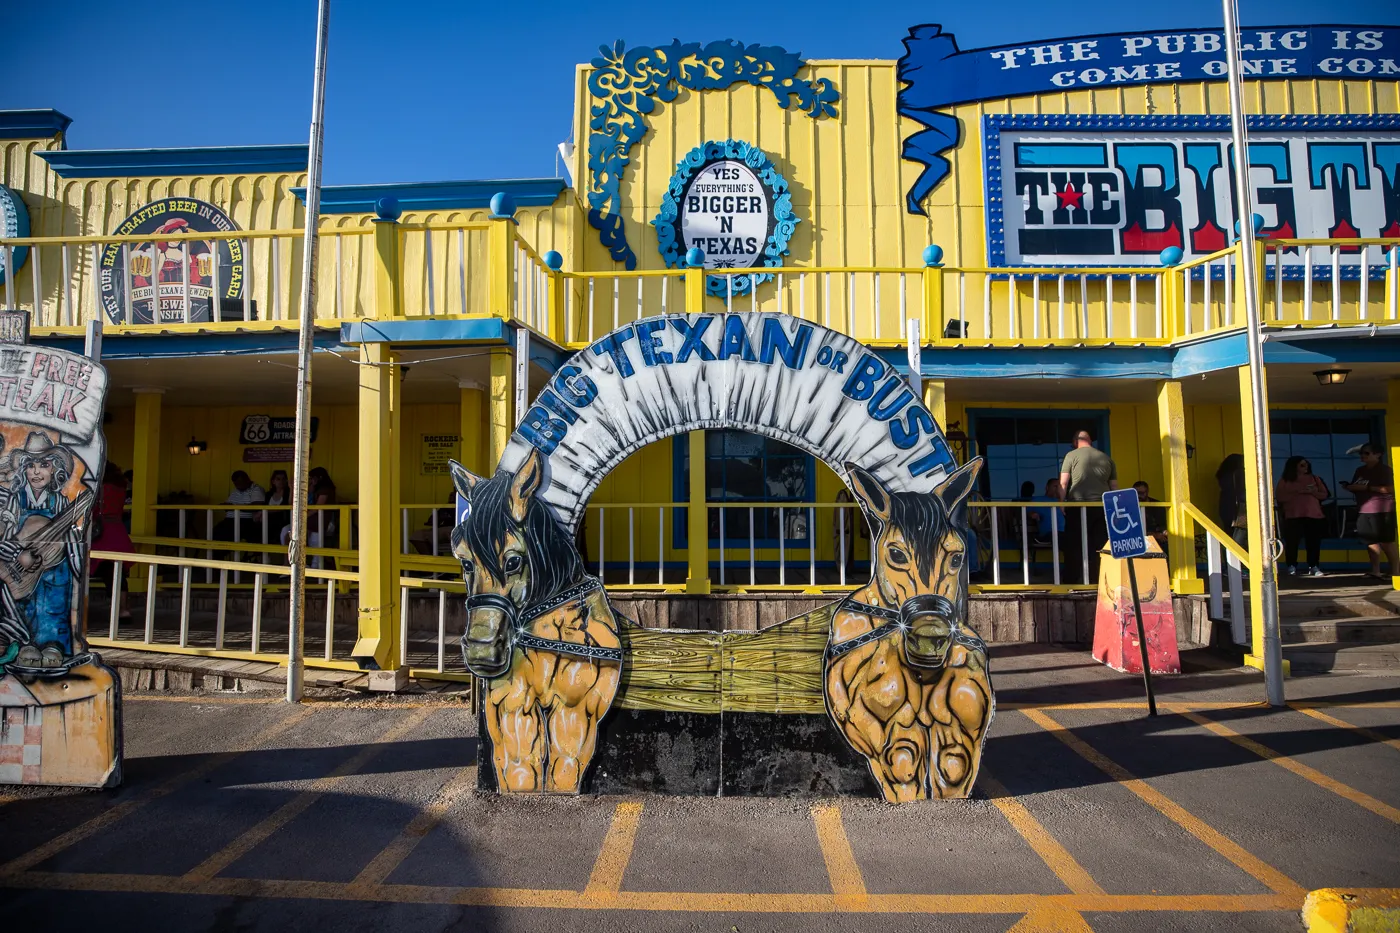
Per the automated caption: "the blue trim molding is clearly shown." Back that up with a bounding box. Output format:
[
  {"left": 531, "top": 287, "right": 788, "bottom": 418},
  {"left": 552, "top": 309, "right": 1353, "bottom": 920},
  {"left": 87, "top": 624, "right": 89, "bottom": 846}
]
[
  {"left": 652, "top": 140, "right": 798, "bottom": 297},
  {"left": 982, "top": 113, "right": 1400, "bottom": 275},
  {"left": 294, "top": 178, "right": 567, "bottom": 215},
  {"left": 0, "top": 109, "right": 73, "bottom": 140},
  {"left": 586, "top": 39, "right": 839, "bottom": 270},
  {"left": 38, "top": 145, "right": 308, "bottom": 178}
]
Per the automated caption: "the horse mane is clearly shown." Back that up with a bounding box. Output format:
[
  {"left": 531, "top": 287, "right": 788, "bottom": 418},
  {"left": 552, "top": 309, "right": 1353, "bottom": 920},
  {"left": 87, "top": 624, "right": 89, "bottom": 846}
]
[
  {"left": 456, "top": 469, "right": 586, "bottom": 606},
  {"left": 884, "top": 489, "right": 951, "bottom": 584}
]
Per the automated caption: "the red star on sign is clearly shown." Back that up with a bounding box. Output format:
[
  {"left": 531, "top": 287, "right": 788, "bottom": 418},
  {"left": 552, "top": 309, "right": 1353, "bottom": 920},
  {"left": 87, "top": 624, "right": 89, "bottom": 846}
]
[{"left": 1056, "top": 183, "right": 1085, "bottom": 211}]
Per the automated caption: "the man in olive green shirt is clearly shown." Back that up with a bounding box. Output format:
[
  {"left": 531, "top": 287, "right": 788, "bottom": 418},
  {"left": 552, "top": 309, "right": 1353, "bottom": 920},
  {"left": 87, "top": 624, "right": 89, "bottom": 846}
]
[{"left": 1057, "top": 431, "right": 1118, "bottom": 584}]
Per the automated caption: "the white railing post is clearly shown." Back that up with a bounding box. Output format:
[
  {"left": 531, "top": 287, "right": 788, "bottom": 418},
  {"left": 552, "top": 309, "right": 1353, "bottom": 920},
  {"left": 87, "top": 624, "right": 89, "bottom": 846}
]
[
  {"left": 109, "top": 561, "right": 123, "bottom": 639},
  {"left": 1207, "top": 534, "right": 1223, "bottom": 620},
  {"left": 216, "top": 569, "right": 228, "bottom": 649}
]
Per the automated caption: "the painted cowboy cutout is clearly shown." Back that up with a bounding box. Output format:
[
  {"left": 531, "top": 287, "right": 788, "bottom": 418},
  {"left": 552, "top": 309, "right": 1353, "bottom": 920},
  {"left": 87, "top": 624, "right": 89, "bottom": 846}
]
[
  {"left": 449, "top": 448, "right": 623, "bottom": 793},
  {"left": 0, "top": 432, "right": 95, "bottom": 672},
  {"left": 823, "top": 460, "right": 995, "bottom": 802}
]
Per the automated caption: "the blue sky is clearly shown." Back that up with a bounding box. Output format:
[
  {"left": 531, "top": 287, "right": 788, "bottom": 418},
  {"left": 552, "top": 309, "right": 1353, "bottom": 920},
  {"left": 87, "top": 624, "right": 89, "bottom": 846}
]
[{"left": 3, "top": 0, "right": 1394, "bottom": 185}]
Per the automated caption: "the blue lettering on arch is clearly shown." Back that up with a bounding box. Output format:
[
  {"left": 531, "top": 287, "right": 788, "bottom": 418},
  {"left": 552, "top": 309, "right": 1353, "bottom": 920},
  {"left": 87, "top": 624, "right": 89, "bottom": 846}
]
[
  {"left": 842, "top": 354, "right": 885, "bottom": 401},
  {"left": 519, "top": 407, "right": 568, "bottom": 455},
  {"left": 634, "top": 318, "right": 673, "bottom": 366},
  {"left": 671, "top": 316, "right": 717, "bottom": 362},
  {"left": 717, "top": 314, "right": 759, "bottom": 361},
  {"left": 591, "top": 327, "right": 638, "bottom": 377},
  {"left": 889, "top": 406, "right": 936, "bottom": 450},
  {"left": 758, "top": 318, "right": 812, "bottom": 369},
  {"left": 551, "top": 364, "right": 598, "bottom": 407}
]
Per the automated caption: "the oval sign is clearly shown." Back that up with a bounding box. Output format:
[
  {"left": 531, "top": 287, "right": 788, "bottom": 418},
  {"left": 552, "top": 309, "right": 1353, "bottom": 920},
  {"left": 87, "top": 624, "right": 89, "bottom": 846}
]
[
  {"left": 681, "top": 159, "right": 770, "bottom": 270},
  {"left": 99, "top": 197, "right": 246, "bottom": 325},
  {"left": 652, "top": 140, "right": 799, "bottom": 298}
]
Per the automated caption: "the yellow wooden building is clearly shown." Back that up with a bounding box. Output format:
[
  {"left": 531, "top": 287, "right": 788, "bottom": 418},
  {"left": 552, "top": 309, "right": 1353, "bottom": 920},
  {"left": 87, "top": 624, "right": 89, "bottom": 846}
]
[{"left": 1, "top": 22, "right": 1397, "bottom": 687}]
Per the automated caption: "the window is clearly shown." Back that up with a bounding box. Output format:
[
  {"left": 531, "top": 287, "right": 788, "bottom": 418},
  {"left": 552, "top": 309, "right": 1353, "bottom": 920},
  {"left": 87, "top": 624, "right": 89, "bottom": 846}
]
[
  {"left": 674, "top": 430, "right": 814, "bottom": 545},
  {"left": 968, "top": 410, "right": 1111, "bottom": 500},
  {"left": 1269, "top": 411, "right": 1385, "bottom": 511}
]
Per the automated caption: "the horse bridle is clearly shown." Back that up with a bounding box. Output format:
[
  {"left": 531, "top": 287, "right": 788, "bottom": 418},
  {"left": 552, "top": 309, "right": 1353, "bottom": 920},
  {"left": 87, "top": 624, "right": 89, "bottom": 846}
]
[
  {"left": 464, "top": 577, "right": 625, "bottom": 663},
  {"left": 825, "top": 594, "right": 981, "bottom": 660}
]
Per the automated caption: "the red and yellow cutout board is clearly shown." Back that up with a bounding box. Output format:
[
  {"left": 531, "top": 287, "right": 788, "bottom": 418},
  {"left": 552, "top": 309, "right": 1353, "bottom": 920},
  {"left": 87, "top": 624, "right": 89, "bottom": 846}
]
[{"left": 1092, "top": 539, "right": 1181, "bottom": 675}]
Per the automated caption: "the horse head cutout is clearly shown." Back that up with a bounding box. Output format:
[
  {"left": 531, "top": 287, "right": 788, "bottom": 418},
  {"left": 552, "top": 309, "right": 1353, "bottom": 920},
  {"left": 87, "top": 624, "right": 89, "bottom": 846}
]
[
  {"left": 824, "top": 457, "right": 994, "bottom": 802},
  {"left": 449, "top": 447, "right": 587, "bottom": 679},
  {"left": 448, "top": 447, "right": 623, "bottom": 794},
  {"left": 846, "top": 458, "right": 980, "bottom": 670}
]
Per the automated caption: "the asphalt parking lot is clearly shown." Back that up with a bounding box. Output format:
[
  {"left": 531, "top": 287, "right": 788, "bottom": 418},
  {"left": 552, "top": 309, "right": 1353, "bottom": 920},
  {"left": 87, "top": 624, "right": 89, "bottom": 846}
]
[{"left": 1, "top": 645, "right": 1397, "bottom": 932}]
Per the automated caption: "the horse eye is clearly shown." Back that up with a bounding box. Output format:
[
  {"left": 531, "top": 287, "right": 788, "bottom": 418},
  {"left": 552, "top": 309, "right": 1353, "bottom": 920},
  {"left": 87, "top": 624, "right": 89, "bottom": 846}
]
[
  {"left": 948, "top": 552, "right": 964, "bottom": 570},
  {"left": 887, "top": 546, "right": 909, "bottom": 565},
  {"left": 460, "top": 559, "right": 474, "bottom": 576},
  {"left": 504, "top": 554, "right": 524, "bottom": 575}
]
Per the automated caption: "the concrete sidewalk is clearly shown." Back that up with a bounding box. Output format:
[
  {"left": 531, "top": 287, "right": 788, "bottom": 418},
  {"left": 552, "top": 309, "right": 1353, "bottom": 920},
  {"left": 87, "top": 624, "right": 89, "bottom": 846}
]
[{"left": 1, "top": 645, "right": 1397, "bottom": 932}]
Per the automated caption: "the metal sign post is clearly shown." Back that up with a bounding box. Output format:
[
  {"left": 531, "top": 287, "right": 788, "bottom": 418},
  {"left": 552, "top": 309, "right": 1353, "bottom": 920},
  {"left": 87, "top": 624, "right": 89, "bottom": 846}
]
[
  {"left": 1102, "top": 488, "right": 1158, "bottom": 717},
  {"left": 1222, "top": 0, "right": 1285, "bottom": 708},
  {"left": 287, "top": 0, "right": 331, "bottom": 703}
]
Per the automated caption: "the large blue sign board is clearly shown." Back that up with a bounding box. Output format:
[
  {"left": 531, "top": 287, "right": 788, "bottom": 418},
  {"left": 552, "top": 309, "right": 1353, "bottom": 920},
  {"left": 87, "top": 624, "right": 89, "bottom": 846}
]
[
  {"left": 1102, "top": 488, "right": 1148, "bottom": 559},
  {"left": 899, "top": 24, "right": 1400, "bottom": 213}
]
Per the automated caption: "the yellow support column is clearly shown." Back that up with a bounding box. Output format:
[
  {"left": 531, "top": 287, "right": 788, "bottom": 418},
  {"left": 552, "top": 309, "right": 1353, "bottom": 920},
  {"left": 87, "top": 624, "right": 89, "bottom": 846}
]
[
  {"left": 923, "top": 380, "right": 947, "bottom": 430},
  {"left": 351, "top": 343, "right": 403, "bottom": 685},
  {"left": 459, "top": 379, "right": 486, "bottom": 476},
  {"left": 372, "top": 208, "right": 401, "bottom": 319},
  {"left": 544, "top": 250, "right": 565, "bottom": 343},
  {"left": 686, "top": 430, "right": 710, "bottom": 594},
  {"left": 130, "top": 388, "right": 163, "bottom": 545},
  {"left": 1237, "top": 364, "right": 1288, "bottom": 675},
  {"left": 1387, "top": 379, "right": 1400, "bottom": 590},
  {"left": 488, "top": 195, "right": 518, "bottom": 320},
  {"left": 683, "top": 255, "right": 710, "bottom": 593},
  {"left": 1161, "top": 261, "right": 1183, "bottom": 340},
  {"left": 488, "top": 348, "right": 513, "bottom": 471},
  {"left": 1157, "top": 380, "right": 1202, "bottom": 593},
  {"left": 921, "top": 245, "right": 945, "bottom": 340}
]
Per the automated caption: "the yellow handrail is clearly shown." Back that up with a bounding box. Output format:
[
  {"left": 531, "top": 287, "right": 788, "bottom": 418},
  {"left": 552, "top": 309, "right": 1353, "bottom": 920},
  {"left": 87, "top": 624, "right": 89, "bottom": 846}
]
[
  {"left": 91, "top": 547, "right": 359, "bottom": 581},
  {"left": 1182, "top": 502, "right": 1249, "bottom": 564}
]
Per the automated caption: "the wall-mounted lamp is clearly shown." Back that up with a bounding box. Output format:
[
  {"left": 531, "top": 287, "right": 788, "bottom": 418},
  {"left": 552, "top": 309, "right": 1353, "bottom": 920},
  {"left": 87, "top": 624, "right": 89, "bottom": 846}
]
[
  {"left": 187, "top": 437, "right": 207, "bottom": 456},
  {"left": 1185, "top": 442, "right": 1196, "bottom": 460},
  {"left": 1314, "top": 368, "right": 1350, "bottom": 387}
]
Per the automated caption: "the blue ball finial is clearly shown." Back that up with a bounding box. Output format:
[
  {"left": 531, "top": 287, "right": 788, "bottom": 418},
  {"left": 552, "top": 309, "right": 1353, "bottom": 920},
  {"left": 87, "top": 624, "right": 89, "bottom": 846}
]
[
  {"left": 543, "top": 250, "right": 563, "bottom": 272},
  {"left": 685, "top": 247, "right": 705, "bottom": 268},
  {"left": 922, "top": 244, "right": 944, "bottom": 267},
  {"left": 489, "top": 192, "right": 517, "bottom": 219},
  {"left": 374, "top": 196, "right": 401, "bottom": 221},
  {"left": 1159, "top": 246, "right": 1183, "bottom": 266},
  {"left": 1251, "top": 212, "right": 1265, "bottom": 232}
]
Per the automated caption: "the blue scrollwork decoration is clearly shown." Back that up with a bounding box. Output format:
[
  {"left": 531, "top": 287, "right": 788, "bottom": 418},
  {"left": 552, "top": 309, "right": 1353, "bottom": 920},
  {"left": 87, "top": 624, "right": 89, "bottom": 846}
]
[
  {"left": 651, "top": 140, "right": 797, "bottom": 298},
  {"left": 587, "top": 39, "right": 839, "bottom": 270}
]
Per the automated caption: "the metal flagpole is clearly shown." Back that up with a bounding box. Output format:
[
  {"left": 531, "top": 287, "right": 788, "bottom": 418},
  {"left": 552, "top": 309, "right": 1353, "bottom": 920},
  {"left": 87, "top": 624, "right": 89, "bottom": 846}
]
[
  {"left": 287, "top": 0, "right": 331, "bottom": 703},
  {"left": 1222, "top": 0, "right": 1285, "bottom": 706}
]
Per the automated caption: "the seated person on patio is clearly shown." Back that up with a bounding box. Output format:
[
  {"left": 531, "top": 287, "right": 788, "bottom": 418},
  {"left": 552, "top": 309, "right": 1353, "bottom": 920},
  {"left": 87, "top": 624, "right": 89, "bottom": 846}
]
[
  {"left": 212, "top": 471, "right": 266, "bottom": 543},
  {"left": 1133, "top": 481, "right": 1168, "bottom": 552}
]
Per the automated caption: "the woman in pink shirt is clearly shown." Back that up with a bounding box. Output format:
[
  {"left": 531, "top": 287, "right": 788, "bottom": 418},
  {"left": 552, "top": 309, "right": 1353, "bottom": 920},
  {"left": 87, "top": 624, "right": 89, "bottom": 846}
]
[{"left": 1276, "top": 456, "right": 1329, "bottom": 576}]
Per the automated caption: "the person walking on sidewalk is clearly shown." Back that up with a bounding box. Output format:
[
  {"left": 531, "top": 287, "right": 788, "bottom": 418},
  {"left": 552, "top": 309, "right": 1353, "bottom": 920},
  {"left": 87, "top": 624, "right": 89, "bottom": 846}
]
[
  {"left": 1276, "top": 456, "right": 1329, "bottom": 577},
  {"left": 1344, "top": 443, "right": 1397, "bottom": 582},
  {"left": 1058, "top": 430, "right": 1117, "bottom": 585}
]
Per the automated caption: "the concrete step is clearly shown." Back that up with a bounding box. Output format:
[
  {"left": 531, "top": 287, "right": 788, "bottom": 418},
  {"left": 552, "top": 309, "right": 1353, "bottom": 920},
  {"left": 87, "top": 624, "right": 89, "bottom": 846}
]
[
  {"left": 1276, "top": 591, "right": 1400, "bottom": 624},
  {"left": 1281, "top": 619, "right": 1400, "bottom": 645},
  {"left": 1283, "top": 642, "right": 1400, "bottom": 672}
]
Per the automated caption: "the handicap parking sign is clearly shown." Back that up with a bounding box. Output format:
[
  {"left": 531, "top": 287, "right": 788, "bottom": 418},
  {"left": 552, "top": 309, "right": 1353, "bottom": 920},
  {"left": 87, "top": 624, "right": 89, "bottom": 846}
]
[{"left": 1102, "top": 488, "right": 1147, "bottom": 559}]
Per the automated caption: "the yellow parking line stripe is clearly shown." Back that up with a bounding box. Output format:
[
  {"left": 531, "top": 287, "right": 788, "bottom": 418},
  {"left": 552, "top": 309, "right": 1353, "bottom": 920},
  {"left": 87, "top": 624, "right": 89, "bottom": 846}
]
[
  {"left": 349, "top": 763, "right": 479, "bottom": 890},
  {"left": 183, "top": 707, "right": 434, "bottom": 883},
  {"left": 811, "top": 804, "right": 868, "bottom": 907},
  {"left": 582, "top": 801, "right": 644, "bottom": 898},
  {"left": 1289, "top": 704, "right": 1400, "bottom": 753},
  {"left": 1006, "top": 903, "right": 1096, "bottom": 931},
  {"left": 1020, "top": 708, "right": 1304, "bottom": 896},
  {"left": 0, "top": 705, "right": 315, "bottom": 877},
  {"left": 0, "top": 868, "right": 1318, "bottom": 913},
  {"left": 980, "top": 774, "right": 1105, "bottom": 896},
  {"left": 1176, "top": 710, "right": 1400, "bottom": 826}
]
